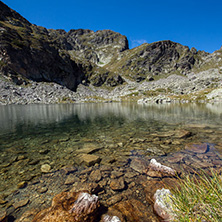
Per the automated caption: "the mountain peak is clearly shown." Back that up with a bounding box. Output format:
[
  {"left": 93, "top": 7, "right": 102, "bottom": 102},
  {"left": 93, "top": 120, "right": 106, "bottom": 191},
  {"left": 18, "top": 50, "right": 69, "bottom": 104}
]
[{"left": 0, "top": 1, "right": 31, "bottom": 26}]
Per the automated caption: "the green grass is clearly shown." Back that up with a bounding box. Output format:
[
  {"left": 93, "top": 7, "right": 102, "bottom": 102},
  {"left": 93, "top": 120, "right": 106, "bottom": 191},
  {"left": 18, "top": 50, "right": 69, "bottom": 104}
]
[{"left": 171, "top": 170, "right": 222, "bottom": 221}]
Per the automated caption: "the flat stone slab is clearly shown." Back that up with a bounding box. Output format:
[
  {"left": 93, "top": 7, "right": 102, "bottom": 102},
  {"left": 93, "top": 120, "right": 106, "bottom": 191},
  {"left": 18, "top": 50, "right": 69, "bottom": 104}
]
[
  {"left": 76, "top": 143, "right": 102, "bottom": 154},
  {"left": 173, "top": 130, "right": 191, "bottom": 139},
  {"left": 110, "top": 177, "right": 125, "bottom": 191},
  {"left": 76, "top": 154, "right": 101, "bottom": 166},
  {"left": 130, "top": 158, "right": 149, "bottom": 174},
  {"left": 185, "top": 143, "right": 209, "bottom": 154}
]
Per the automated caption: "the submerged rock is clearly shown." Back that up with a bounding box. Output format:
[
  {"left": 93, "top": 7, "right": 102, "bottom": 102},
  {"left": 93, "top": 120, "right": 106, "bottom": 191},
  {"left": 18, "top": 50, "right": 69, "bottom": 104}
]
[
  {"left": 110, "top": 177, "right": 126, "bottom": 191},
  {"left": 17, "top": 181, "right": 27, "bottom": 189},
  {"left": 106, "top": 195, "right": 123, "bottom": 206},
  {"left": 173, "top": 130, "right": 191, "bottom": 139},
  {"left": 110, "top": 199, "right": 154, "bottom": 222},
  {"left": 76, "top": 154, "right": 101, "bottom": 166},
  {"left": 17, "top": 210, "right": 39, "bottom": 222},
  {"left": 76, "top": 143, "right": 102, "bottom": 154},
  {"left": 13, "top": 199, "right": 29, "bottom": 210},
  {"left": 185, "top": 143, "right": 209, "bottom": 154},
  {"left": 89, "top": 169, "right": 102, "bottom": 182},
  {"left": 0, "top": 210, "right": 7, "bottom": 222},
  {"left": 41, "top": 164, "right": 51, "bottom": 173},
  {"left": 130, "top": 157, "right": 149, "bottom": 174}
]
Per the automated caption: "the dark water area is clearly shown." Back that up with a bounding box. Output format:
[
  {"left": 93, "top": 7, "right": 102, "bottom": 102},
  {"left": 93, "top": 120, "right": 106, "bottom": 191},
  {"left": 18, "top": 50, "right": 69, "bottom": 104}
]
[{"left": 0, "top": 102, "right": 222, "bottom": 221}]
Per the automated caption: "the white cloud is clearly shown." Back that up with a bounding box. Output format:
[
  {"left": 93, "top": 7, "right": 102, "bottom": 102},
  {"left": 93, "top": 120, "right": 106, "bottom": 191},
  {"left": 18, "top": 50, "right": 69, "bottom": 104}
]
[{"left": 130, "top": 39, "right": 147, "bottom": 48}]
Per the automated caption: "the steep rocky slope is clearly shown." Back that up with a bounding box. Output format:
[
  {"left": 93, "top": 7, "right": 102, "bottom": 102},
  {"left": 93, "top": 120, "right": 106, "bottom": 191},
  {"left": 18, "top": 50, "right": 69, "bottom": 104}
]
[
  {"left": 0, "top": 2, "right": 83, "bottom": 90},
  {"left": 0, "top": 1, "right": 222, "bottom": 104},
  {"left": 106, "top": 41, "right": 210, "bottom": 82},
  {"left": 0, "top": 1, "right": 126, "bottom": 90},
  {"left": 48, "top": 28, "right": 128, "bottom": 66}
]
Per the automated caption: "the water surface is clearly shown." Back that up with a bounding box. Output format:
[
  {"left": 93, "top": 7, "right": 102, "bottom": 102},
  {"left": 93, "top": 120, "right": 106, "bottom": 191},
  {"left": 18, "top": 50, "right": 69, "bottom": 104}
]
[{"left": 1, "top": 102, "right": 222, "bottom": 196}]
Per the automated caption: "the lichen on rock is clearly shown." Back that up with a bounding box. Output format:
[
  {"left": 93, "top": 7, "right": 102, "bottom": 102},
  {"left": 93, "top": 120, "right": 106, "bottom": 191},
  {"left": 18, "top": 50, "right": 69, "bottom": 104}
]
[{"left": 153, "top": 188, "right": 176, "bottom": 221}]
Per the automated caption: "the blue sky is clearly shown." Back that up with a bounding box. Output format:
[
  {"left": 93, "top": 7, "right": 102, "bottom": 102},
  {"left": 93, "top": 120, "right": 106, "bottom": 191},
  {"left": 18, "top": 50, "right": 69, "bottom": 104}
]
[{"left": 2, "top": 0, "right": 222, "bottom": 53}]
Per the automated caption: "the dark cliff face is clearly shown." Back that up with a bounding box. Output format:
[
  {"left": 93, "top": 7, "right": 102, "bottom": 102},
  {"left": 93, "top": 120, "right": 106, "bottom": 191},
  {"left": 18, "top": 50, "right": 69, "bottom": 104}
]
[
  {"left": 0, "top": 1, "right": 86, "bottom": 90},
  {"left": 0, "top": 1, "right": 128, "bottom": 90}
]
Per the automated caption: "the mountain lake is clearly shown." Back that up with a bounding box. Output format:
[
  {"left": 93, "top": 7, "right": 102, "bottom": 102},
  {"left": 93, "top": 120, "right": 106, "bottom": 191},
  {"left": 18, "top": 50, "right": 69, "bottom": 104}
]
[{"left": 0, "top": 102, "right": 222, "bottom": 221}]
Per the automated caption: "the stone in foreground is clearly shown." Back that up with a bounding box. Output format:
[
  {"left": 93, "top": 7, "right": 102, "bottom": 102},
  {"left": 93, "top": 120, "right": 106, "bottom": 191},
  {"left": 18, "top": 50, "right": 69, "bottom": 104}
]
[
  {"left": 110, "top": 199, "right": 155, "bottom": 221},
  {"left": 185, "top": 143, "right": 209, "bottom": 154},
  {"left": 76, "top": 154, "right": 101, "bottom": 166},
  {"left": 32, "top": 191, "right": 100, "bottom": 222},
  {"left": 153, "top": 188, "right": 176, "bottom": 221},
  {"left": 102, "top": 215, "right": 121, "bottom": 222},
  {"left": 146, "top": 159, "right": 176, "bottom": 178}
]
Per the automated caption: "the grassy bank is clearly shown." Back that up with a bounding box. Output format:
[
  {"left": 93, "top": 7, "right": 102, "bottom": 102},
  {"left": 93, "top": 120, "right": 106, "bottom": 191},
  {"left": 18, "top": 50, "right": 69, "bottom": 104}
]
[{"left": 172, "top": 171, "right": 222, "bottom": 221}]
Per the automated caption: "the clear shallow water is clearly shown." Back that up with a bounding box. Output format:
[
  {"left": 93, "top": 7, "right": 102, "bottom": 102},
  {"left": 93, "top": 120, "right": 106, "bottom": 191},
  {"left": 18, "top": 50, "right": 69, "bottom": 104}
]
[{"left": 1, "top": 102, "right": 222, "bottom": 196}]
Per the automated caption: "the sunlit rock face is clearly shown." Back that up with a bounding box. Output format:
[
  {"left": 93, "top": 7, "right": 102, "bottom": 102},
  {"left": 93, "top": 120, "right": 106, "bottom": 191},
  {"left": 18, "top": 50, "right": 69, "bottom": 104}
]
[
  {"left": 2, "top": 1, "right": 222, "bottom": 101},
  {"left": 107, "top": 40, "right": 208, "bottom": 82},
  {"left": 63, "top": 29, "right": 129, "bottom": 66}
]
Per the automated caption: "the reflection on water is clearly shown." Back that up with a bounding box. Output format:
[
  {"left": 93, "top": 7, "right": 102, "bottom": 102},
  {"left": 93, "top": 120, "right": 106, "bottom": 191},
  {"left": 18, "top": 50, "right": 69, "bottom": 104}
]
[
  {"left": 1, "top": 103, "right": 222, "bottom": 136},
  {"left": 0, "top": 102, "right": 222, "bottom": 199}
]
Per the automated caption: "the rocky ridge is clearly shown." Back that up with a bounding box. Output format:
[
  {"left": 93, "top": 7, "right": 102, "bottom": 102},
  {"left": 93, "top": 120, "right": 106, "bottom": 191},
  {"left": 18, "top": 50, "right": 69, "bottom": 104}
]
[
  {"left": 105, "top": 41, "right": 208, "bottom": 82},
  {"left": 0, "top": 1, "right": 222, "bottom": 104}
]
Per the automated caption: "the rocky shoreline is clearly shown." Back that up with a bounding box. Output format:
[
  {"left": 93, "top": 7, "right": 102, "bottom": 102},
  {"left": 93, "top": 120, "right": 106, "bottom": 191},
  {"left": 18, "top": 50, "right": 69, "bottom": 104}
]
[
  {"left": 1, "top": 67, "right": 222, "bottom": 106},
  {"left": 1, "top": 1, "right": 222, "bottom": 106},
  {"left": 1, "top": 143, "right": 221, "bottom": 221}
]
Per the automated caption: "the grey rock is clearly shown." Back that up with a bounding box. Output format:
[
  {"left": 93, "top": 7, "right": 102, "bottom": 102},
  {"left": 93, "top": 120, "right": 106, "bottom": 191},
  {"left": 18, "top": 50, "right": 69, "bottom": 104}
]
[
  {"left": 102, "top": 215, "right": 121, "bottom": 222},
  {"left": 153, "top": 188, "right": 176, "bottom": 221}
]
